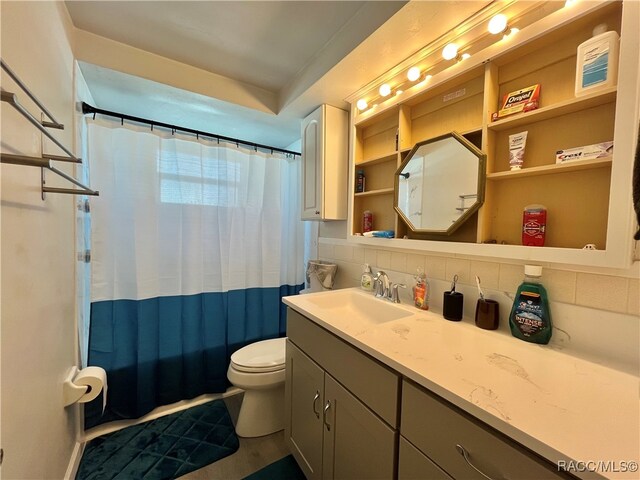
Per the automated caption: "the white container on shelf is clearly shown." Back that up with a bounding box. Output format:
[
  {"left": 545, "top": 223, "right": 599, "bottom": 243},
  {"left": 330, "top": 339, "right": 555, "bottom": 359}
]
[{"left": 575, "top": 24, "right": 619, "bottom": 96}]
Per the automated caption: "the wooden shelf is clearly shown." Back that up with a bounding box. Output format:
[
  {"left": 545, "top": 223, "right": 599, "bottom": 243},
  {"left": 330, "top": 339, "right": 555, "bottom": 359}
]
[
  {"left": 487, "top": 156, "right": 612, "bottom": 180},
  {"left": 354, "top": 188, "right": 394, "bottom": 197},
  {"left": 487, "top": 88, "right": 617, "bottom": 132},
  {"left": 460, "top": 126, "right": 483, "bottom": 136},
  {"left": 345, "top": 1, "right": 638, "bottom": 267},
  {"left": 356, "top": 151, "right": 397, "bottom": 166}
]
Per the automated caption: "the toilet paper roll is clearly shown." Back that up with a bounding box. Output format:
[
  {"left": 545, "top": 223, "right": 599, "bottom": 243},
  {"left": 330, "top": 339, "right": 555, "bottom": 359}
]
[{"left": 74, "top": 366, "right": 108, "bottom": 412}]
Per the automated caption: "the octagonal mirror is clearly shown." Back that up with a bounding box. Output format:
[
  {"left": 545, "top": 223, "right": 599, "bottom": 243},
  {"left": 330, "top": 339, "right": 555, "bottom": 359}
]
[{"left": 394, "top": 131, "right": 486, "bottom": 235}]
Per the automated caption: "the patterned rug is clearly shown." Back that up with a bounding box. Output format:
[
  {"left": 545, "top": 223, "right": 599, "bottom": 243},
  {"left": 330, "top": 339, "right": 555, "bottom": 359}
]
[
  {"left": 76, "top": 400, "right": 239, "bottom": 480},
  {"left": 243, "top": 455, "right": 305, "bottom": 480}
]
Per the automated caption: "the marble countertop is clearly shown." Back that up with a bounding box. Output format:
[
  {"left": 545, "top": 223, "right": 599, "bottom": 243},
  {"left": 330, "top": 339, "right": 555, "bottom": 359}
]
[{"left": 283, "top": 287, "right": 640, "bottom": 480}]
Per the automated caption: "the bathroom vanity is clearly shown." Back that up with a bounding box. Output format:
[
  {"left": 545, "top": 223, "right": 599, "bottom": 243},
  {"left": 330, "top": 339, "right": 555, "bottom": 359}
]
[{"left": 283, "top": 289, "right": 639, "bottom": 480}]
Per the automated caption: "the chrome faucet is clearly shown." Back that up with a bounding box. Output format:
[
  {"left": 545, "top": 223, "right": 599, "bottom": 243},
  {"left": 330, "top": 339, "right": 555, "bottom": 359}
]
[
  {"left": 373, "top": 271, "right": 390, "bottom": 298},
  {"left": 373, "top": 271, "right": 406, "bottom": 303}
]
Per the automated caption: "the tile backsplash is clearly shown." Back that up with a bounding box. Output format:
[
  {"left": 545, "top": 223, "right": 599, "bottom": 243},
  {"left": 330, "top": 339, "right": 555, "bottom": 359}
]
[{"left": 315, "top": 239, "right": 640, "bottom": 373}]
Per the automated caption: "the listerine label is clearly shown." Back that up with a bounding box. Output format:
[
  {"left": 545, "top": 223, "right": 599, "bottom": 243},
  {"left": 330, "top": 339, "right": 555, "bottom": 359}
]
[
  {"left": 513, "top": 291, "right": 544, "bottom": 337},
  {"left": 582, "top": 38, "right": 610, "bottom": 88}
]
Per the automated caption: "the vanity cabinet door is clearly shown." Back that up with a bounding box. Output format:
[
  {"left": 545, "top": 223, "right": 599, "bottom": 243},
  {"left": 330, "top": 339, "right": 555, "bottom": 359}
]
[
  {"left": 401, "top": 380, "right": 567, "bottom": 480},
  {"left": 285, "top": 341, "right": 325, "bottom": 480},
  {"left": 322, "top": 374, "right": 397, "bottom": 480},
  {"left": 398, "top": 436, "right": 453, "bottom": 480}
]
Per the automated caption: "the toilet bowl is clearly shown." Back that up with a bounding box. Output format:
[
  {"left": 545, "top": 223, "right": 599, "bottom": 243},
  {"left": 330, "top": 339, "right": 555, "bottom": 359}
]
[{"left": 227, "top": 337, "right": 286, "bottom": 437}]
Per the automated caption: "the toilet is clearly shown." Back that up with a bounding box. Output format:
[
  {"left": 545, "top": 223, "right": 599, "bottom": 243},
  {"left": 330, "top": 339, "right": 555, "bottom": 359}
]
[{"left": 227, "top": 337, "right": 287, "bottom": 437}]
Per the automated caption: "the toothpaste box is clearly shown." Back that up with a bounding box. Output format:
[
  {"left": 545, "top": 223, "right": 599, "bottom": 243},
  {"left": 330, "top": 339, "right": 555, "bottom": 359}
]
[{"left": 555, "top": 141, "right": 613, "bottom": 164}]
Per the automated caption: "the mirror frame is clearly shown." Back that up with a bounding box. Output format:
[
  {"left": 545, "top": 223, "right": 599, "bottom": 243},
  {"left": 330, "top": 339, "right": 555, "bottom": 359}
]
[{"left": 394, "top": 131, "right": 487, "bottom": 236}]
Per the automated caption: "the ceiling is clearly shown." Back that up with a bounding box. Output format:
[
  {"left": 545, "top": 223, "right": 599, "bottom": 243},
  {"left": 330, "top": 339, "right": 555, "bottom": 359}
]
[{"left": 66, "top": 1, "right": 490, "bottom": 149}]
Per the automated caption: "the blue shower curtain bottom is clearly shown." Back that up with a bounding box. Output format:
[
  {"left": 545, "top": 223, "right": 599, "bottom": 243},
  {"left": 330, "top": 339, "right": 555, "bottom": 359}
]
[{"left": 85, "top": 284, "right": 303, "bottom": 429}]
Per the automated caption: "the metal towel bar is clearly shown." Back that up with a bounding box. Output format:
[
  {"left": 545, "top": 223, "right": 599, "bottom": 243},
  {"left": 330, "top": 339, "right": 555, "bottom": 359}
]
[
  {"left": 1, "top": 91, "right": 80, "bottom": 163},
  {"left": 0, "top": 58, "right": 98, "bottom": 197},
  {"left": 1, "top": 59, "right": 63, "bottom": 129},
  {"left": 0, "top": 153, "right": 98, "bottom": 196}
]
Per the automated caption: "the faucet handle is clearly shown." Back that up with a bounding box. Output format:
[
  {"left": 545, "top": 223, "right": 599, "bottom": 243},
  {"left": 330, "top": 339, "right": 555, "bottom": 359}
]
[
  {"left": 390, "top": 283, "right": 406, "bottom": 303},
  {"left": 373, "top": 271, "right": 389, "bottom": 297}
]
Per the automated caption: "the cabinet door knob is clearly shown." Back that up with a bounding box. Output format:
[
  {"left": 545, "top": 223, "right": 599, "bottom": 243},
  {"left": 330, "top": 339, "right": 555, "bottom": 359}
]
[
  {"left": 323, "top": 400, "right": 332, "bottom": 431},
  {"left": 456, "top": 444, "right": 501, "bottom": 480},
  {"left": 315, "top": 210, "right": 320, "bottom": 215},
  {"left": 312, "top": 391, "right": 320, "bottom": 419}
]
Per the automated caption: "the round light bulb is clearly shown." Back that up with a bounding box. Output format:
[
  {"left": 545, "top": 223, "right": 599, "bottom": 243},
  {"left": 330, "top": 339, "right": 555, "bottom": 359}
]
[
  {"left": 442, "top": 43, "right": 459, "bottom": 61},
  {"left": 461, "top": 53, "right": 471, "bottom": 60},
  {"left": 379, "top": 84, "right": 391, "bottom": 97},
  {"left": 488, "top": 14, "right": 508, "bottom": 35},
  {"left": 407, "top": 67, "right": 421, "bottom": 82},
  {"left": 356, "top": 99, "right": 368, "bottom": 111}
]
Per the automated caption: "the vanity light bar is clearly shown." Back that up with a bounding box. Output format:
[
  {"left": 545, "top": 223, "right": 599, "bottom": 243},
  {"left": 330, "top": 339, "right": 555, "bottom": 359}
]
[{"left": 355, "top": 1, "right": 564, "bottom": 114}]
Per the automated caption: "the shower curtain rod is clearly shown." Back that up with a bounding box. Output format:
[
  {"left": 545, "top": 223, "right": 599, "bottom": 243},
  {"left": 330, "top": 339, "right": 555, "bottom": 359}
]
[{"left": 81, "top": 103, "right": 301, "bottom": 157}]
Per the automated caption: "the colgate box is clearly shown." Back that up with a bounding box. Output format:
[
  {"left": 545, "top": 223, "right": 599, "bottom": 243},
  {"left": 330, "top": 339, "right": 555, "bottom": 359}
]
[{"left": 522, "top": 205, "right": 546, "bottom": 247}]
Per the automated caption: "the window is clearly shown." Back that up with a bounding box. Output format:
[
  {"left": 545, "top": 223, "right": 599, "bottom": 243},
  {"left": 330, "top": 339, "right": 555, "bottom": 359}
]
[{"left": 158, "top": 149, "right": 241, "bottom": 207}]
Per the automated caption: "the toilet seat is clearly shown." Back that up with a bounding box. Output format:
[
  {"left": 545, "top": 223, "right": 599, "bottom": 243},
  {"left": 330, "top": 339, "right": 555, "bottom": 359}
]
[{"left": 230, "top": 337, "right": 286, "bottom": 373}]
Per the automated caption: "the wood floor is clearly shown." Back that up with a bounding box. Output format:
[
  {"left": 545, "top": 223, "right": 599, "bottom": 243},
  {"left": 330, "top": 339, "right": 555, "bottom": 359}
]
[{"left": 178, "top": 393, "right": 291, "bottom": 480}]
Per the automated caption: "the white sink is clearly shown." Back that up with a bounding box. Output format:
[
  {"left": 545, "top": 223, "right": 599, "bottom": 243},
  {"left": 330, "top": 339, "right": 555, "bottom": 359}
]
[{"left": 304, "top": 288, "right": 412, "bottom": 325}]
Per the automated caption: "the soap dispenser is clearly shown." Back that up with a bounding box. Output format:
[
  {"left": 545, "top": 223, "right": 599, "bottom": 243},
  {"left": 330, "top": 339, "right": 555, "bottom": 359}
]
[
  {"left": 413, "top": 268, "right": 429, "bottom": 310},
  {"left": 361, "top": 264, "right": 373, "bottom": 291}
]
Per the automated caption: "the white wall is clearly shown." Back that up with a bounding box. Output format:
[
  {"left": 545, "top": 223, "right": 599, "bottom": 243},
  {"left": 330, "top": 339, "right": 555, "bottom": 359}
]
[{"left": 1, "top": 2, "right": 80, "bottom": 478}]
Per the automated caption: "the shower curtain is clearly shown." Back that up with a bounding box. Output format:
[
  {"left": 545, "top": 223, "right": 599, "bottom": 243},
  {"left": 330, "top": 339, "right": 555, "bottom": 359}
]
[{"left": 84, "top": 118, "right": 305, "bottom": 427}]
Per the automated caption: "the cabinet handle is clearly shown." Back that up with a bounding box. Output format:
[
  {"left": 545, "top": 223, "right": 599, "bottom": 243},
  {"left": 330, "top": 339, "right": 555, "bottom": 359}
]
[
  {"left": 323, "top": 400, "right": 332, "bottom": 431},
  {"left": 312, "top": 391, "right": 320, "bottom": 418},
  {"left": 315, "top": 210, "right": 320, "bottom": 215},
  {"left": 456, "top": 444, "right": 501, "bottom": 480}
]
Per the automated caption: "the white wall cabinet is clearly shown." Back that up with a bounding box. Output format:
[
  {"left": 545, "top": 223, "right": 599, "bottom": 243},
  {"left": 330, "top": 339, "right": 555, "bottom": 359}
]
[{"left": 301, "top": 104, "right": 348, "bottom": 221}]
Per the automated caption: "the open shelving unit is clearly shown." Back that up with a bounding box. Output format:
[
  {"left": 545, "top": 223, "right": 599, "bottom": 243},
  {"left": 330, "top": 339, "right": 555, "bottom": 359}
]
[{"left": 347, "top": 1, "right": 639, "bottom": 267}]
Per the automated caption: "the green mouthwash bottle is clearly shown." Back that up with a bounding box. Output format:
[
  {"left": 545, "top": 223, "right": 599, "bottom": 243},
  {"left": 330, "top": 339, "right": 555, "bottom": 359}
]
[{"left": 509, "top": 265, "right": 552, "bottom": 344}]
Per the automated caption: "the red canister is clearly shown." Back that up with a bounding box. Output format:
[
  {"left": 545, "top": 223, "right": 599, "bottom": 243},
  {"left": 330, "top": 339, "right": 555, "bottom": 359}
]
[
  {"left": 363, "top": 210, "right": 373, "bottom": 233},
  {"left": 522, "top": 205, "right": 546, "bottom": 246}
]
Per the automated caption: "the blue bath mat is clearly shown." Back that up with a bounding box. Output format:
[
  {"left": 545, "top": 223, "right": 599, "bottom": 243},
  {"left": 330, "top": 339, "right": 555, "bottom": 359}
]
[
  {"left": 243, "top": 455, "right": 305, "bottom": 480},
  {"left": 76, "top": 399, "right": 239, "bottom": 480}
]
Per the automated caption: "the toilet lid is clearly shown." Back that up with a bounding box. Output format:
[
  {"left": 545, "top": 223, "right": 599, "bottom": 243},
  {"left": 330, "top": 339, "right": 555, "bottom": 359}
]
[{"left": 230, "top": 337, "right": 286, "bottom": 373}]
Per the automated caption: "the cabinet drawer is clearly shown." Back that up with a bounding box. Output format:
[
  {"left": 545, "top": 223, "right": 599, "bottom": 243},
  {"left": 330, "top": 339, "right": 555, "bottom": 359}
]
[
  {"left": 399, "top": 436, "right": 452, "bottom": 480},
  {"left": 401, "top": 380, "right": 567, "bottom": 480},
  {"left": 287, "top": 308, "right": 400, "bottom": 427}
]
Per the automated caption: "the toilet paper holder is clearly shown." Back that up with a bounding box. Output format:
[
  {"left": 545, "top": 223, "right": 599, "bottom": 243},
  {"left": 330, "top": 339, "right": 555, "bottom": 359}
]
[{"left": 62, "top": 366, "right": 89, "bottom": 407}]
